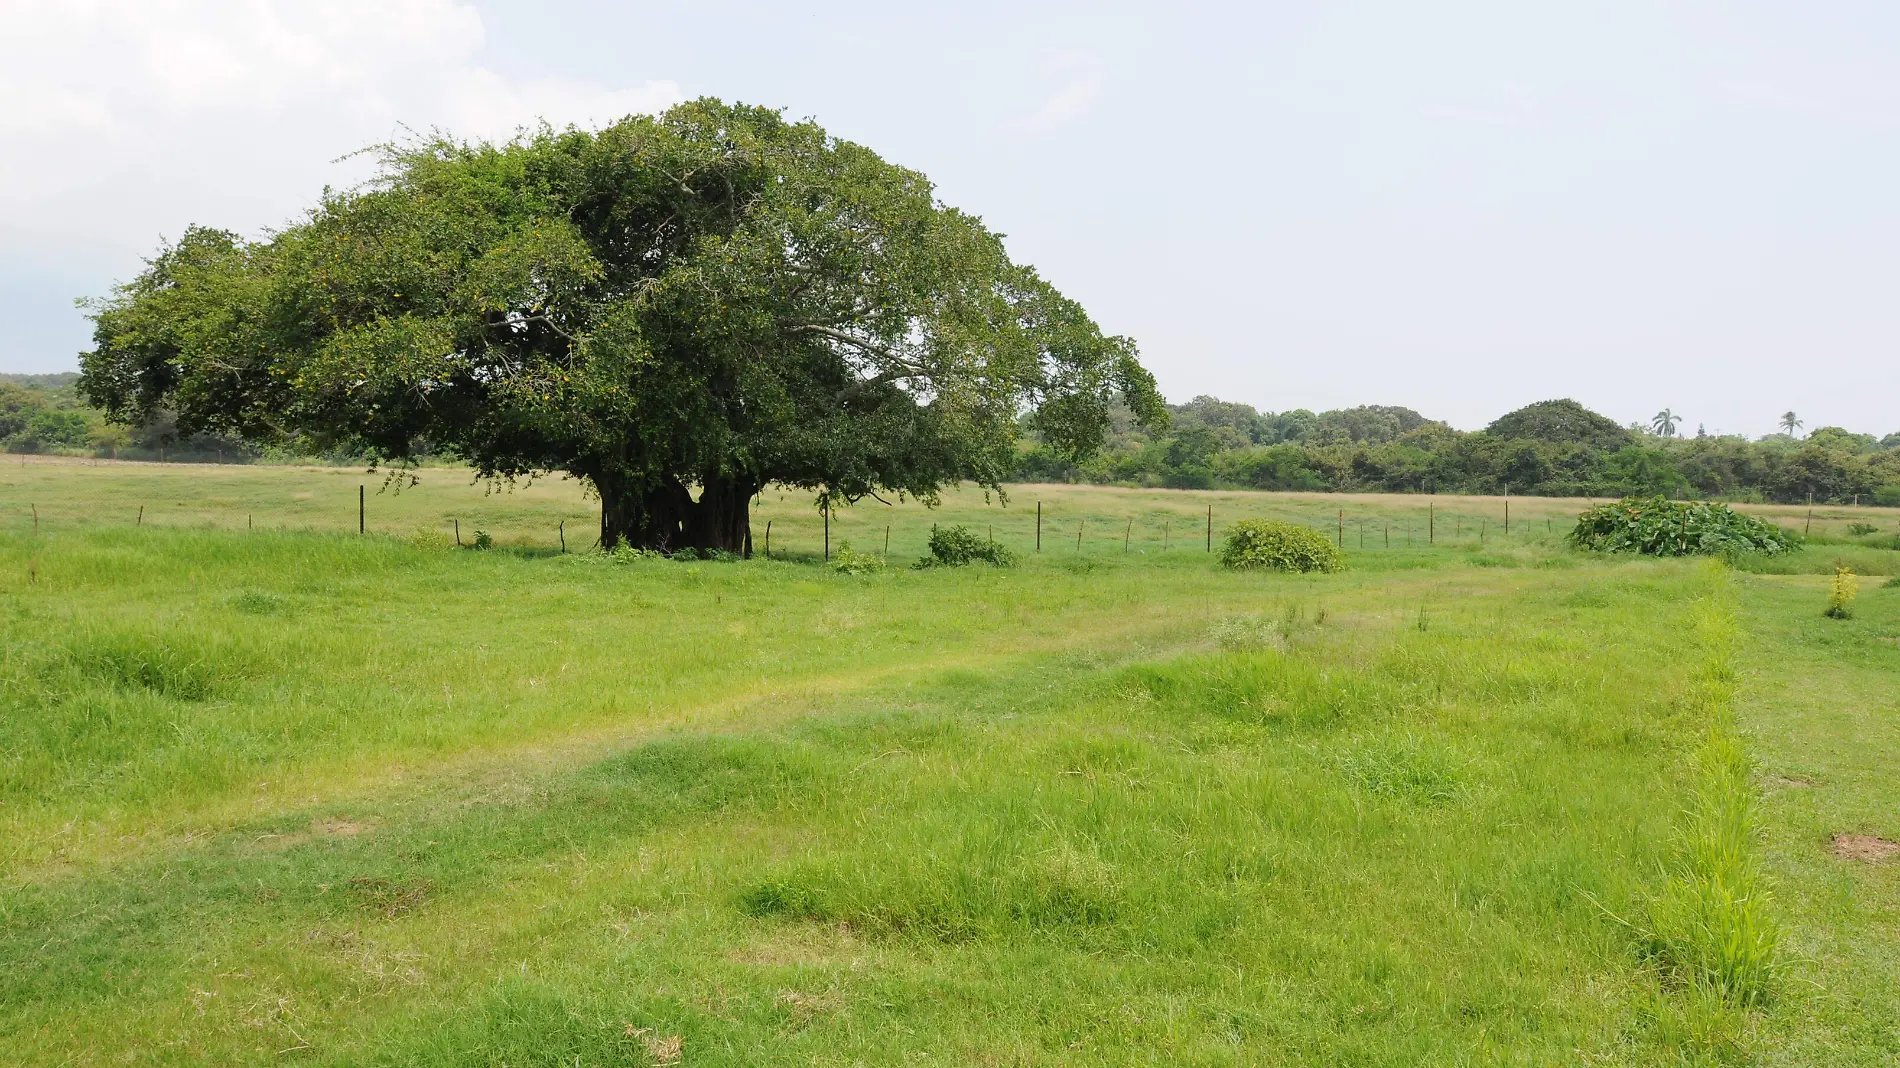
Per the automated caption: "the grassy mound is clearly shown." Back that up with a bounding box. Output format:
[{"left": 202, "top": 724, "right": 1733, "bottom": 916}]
[{"left": 1570, "top": 496, "right": 1801, "bottom": 557}]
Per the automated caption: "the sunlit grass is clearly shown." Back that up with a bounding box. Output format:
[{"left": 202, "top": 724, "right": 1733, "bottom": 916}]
[{"left": 1, "top": 462, "right": 1883, "bottom": 1064}]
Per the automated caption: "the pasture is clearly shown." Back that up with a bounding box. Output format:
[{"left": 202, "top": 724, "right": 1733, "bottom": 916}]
[{"left": 3, "top": 460, "right": 1899, "bottom": 1065}]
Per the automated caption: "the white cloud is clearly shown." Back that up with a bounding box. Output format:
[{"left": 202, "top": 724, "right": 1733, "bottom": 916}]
[
  {"left": 1019, "top": 53, "right": 1105, "bottom": 133},
  {"left": 0, "top": 0, "right": 681, "bottom": 257}
]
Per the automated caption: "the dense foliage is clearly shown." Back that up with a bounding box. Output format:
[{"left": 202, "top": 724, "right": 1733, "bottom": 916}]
[
  {"left": 1218, "top": 519, "right": 1345, "bottom": 573},
  {"left": 1019, "top": 395, "right": 1900, "bottom": 505},
  {"left": 78, "top": 99, "right": 1162, "bottom": 552},
  {"left": 1569, "top": 497, "right": 1802, "bottom": 557},
  {"left": 916, "top": 523, "right": 1017, "bottom": 568}
]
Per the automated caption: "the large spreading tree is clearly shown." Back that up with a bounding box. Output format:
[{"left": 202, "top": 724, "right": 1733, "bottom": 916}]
[{"left": 81, "top": 99, "right": 1163, "bottom": 552}]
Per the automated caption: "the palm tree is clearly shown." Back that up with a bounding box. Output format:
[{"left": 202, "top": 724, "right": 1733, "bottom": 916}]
[
  {"left": 1779, "top": 411, "right": 1803, "bottom": 437},
  {"left": 1650, "top": 408, "right": 1680, "bottom": 437}
]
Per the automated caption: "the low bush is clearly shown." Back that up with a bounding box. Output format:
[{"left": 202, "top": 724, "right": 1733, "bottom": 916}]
[
  {"left": 1218, "top": 519, "right": 1344, "bottom": 573},
  {"left": 1846, "top": 522, "right": 1880, "bottom": 536},
  {"left": 831, "top": 541, "right": 884, "bottom": 574},
  {"left": 915, "top": 524, "right": 1016, "bottom": 568},
  {"left": 1569, "top": 497, "right": 1800, "bottom": 557}
]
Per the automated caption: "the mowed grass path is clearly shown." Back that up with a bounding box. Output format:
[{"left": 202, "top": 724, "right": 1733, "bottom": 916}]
[{"left": 1, "top": 463, "right": 1897, "bottom": 1063}]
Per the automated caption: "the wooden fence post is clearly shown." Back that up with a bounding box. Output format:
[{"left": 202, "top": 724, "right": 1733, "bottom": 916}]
[
  {"left": 765, "top": 520, "right": 772, "bottom": 559},
  {"left": 1036, "top": 501, "right": 1042, "bottom": 553},
  {"left": 1125, "top": 518, "right": 1132, "bottom": 553},
  {"left": 1206, "top": 505, "right": 1211, "bottom": 552},
  {"left": 359, "top": 485, "right": 365, "bottom": 534},
  {"left": 559, "top": 520, "right": 566, "bottom": 553}
]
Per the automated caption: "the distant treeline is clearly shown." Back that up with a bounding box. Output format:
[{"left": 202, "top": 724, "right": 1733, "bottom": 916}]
[
  {"left": 1018, "top": 397, "right": 1900, "bottom": 505},
  {"left": 8, "top": 373, "right": 1896, "bottom": 504},
  {"left": 0, "top": 373, "right": 369, "bottom": 464}
]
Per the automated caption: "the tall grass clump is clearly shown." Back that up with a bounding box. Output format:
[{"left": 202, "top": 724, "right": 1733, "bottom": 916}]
[
  {"left": 1570, "top": 496, "right": 1799, "bottom": 557},
  {"left": 1636, "top": 579, "right": 1781, "bottom": 1015},
  {"left": 1219, "top": 519, "right": 1343, "bottom": 573}
]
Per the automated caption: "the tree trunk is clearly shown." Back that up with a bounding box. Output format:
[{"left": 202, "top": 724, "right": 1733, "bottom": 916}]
[
  {"left": 685, "top": 474, "right": 759, "bottom": 555},
  {"left": 596, "top": 472, "right": 756, "bottom": 555}
]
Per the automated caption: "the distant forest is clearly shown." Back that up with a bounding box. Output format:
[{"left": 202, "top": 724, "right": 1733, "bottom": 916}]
[
  {"left": 1019, "top": 397, "right": 1900, "bottom": 505},
  {"left": 0, "top": 372, "right": 381, "bottom": 465},
  {"left": 5, "top": 372, "right": 1896, "bottom": 504}
]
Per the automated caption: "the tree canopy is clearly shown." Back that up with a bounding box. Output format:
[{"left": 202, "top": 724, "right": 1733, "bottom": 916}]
[
  {"left": 1485, "top": 399, "right": 1632, "bottom": 451},
  {"left": 80, "top": 99, "right": 1163, "bottom": 551}
]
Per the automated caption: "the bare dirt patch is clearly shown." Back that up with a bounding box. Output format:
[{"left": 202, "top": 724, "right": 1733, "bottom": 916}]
[{"left": 1830, "top": 833, "right": 1900, "bottom": 863}]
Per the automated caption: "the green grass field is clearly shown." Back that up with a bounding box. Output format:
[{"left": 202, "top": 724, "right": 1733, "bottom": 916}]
[{"left": 3, "top": 461, "right": 1899, "bottom": 1065}]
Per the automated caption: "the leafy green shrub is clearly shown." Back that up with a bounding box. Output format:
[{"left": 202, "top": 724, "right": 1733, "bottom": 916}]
[
  {"left": 470, "top": 530, "right": 494, "bottom": 550},
  {"left": 1846, "top": 522, "right": 1880, "bottom": 536},
  {"left": 1569, "top": 497, "right": 1800, "bottom": 557},
  {"left": 831, "top": 541, "right": 884, "bottom": 574},
  {"left": 1825, "top": 567, "right": 1859, "bottom": 619},
  {"left": 915, "top": 524, "right": 1016, "bottom": 568},
  {"left": 1218, "top": 519, "right": 1344, "bottom": 573}
]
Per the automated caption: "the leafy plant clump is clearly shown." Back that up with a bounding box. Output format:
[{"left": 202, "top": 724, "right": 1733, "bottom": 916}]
[
  {"left": 915, "top": 524, "right": 1016, "bottom": 569},
  {"left": 1847, "top": 522, "right": 1880, "bottom": 536},
  {"left": 1219, "top": 519, "right": 1344, "bottom": 573},
  {"left": 1825, "top": 567, "right": 1859, "bottom": 619},
  {"left": 831, "top": 542, "right": 884, "bottom": 575},
  {"left": 1569, "top": 497, "right": 1800, "bottom": 557}
]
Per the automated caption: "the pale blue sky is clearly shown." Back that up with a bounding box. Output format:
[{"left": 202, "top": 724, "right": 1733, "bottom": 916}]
[{"left": 4, "top": 1, "right": 1896, "bottom": 435}]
